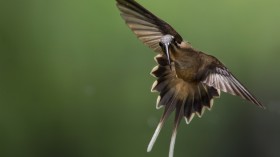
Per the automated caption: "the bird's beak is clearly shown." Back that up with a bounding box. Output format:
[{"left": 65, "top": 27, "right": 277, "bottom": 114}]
[{"left": 163, "top": 43, "right": 172, "bottom": 68}]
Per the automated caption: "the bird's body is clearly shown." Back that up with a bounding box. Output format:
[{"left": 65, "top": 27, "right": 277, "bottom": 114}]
[{"left": 115, "top": 0, "right": 264, "bottom": 157}]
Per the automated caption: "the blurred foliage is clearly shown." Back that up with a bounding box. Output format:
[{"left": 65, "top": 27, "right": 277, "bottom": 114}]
[{"left": 0, "top": 0, "right": 280, "bottom": 157}]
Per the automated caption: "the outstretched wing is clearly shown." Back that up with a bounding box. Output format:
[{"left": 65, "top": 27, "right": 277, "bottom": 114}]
[
  {"left": 116, "top": 0, "right": 183, "bottom": 53},
  {"left": 202, "top": 63, "right": 264, "bottom": 108}
]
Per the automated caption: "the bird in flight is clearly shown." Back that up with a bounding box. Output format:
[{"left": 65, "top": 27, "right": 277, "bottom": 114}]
[{"left": 116, "top": 0, "right": 264, "bottom": 157}]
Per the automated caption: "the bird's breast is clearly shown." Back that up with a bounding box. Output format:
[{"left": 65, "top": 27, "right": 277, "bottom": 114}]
[
  {"left": 170, "top": 45, "right": 201, "bottom": 82},
  {"left": 175, "top": 64, "right": 198, "bottom": 82},
  {"left": 173, "top": 56, "right": 200, "bottom": 82}
]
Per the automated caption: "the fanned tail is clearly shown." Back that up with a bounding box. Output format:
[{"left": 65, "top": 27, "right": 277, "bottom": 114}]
[{"left": 148, "top": 54, "right": 220, "bottom": 156}]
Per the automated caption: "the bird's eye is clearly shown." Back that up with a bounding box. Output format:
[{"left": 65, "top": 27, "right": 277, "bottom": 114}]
[{"left": 159, "top": 42, "right": 163, "bottom": 48}]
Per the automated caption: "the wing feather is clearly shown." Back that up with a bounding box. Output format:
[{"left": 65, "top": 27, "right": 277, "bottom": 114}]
[
  {"left": 116, "top": 0, "right": 183, "bottom": 53},
  {"left": 203, "top": 66, "right": 264, "bottom": 108}
]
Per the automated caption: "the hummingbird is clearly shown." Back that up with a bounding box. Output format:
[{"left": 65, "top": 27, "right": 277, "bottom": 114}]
[{"left": 116, "top": 0, "right": 264, "bottom": 157}]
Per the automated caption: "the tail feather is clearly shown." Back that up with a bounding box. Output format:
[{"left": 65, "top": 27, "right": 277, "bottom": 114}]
[
  {"left": 184, "top": 96, "right": 195, "bottom": 124},
  {"left": 151, "top": 68, "right": 173, "bottom": 93},
  {"left": 154, "top": 54, "right": 169, "bottom": 66},
  {"left": 147, "top": 121, "right": 163, "bottom": 152},
  {"left": 151, "top": 65, "right": 169, "bottom": 78},
  {"left": 159, "top": 90, "right": 175, "bottom": 107},
  {"left": 147, "top": 94, "right": 178, "bottom": 152},
  {"left": 148, "top": 54, "right": 220, "bottom": 153},
  {"left": 194, "top": 85, "right": 204, "bottom": 117},
  {"left": 169, "top": 101, "right": 184, "bottom": 157}
]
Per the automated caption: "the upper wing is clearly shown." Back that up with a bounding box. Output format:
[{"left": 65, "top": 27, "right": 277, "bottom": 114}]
[
  {"left": 116, "top": 0, "right": 183, "bottom": 53},
  {"left": 202, "top": 63, "right": 264, "bottom": 108}
]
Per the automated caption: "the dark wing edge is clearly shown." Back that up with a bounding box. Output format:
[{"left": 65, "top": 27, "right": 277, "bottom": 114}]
[
  {"left": 202, "top": 65, "right": 265, "bottom": 109},
  {"left": 116, "top": 0, "right": 183, "bottom": 53}
]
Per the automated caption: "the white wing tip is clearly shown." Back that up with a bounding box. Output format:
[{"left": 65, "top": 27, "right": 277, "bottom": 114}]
[
  {"left": 184, "top": 113, "right": 195, "bottom": 124},
  {"left": 151, "top": 80, "right": 158, "bottom": 92},
  {"left": 150, "top": 65, "right": 159, "bottom": 78},
  {"left": 156, "top": 96, "right": 163, "bottom": 109}
]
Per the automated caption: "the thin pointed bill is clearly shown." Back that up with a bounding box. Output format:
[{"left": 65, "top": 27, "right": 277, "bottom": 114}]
[
  {"left": 163, "top": 43, "right": 172, "bottom": 69},
  {"left": 160, "top": 34, "right": 174, "bottom": 68}
]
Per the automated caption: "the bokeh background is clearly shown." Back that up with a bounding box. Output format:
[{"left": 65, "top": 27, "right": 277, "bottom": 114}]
[{"left": 0, "top": 0, "right": 280, "bottom": 157}]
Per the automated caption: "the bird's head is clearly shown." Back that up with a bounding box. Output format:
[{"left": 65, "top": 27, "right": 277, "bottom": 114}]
[{"left": 159, "top": 34, "right": 175, "bottom": 66}]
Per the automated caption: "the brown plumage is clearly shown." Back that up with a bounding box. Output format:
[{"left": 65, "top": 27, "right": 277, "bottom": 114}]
[{"left": 116, "top": 0, "right": 265, "bottom": 157}]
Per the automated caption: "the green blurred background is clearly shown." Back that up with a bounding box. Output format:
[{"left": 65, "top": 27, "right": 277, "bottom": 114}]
[{"left": 0, "top": 0, "right": 280, "bottom": 157}]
